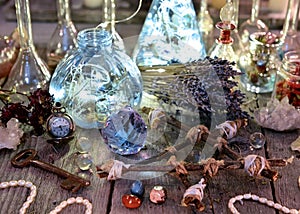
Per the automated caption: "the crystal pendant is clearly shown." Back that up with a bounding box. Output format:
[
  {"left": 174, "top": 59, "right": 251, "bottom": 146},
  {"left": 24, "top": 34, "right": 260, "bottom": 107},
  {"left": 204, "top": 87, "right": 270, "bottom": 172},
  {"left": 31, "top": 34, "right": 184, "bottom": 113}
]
[
  {"left": 101, "top": 106, "right": 147, "bottom": 155},
  {"left": 3, "top": 0, "right": 51, "bottom": 100},
  {"left": 132, "top": 0, "right": 206, "bottom": 67},
  {"left": 49, "top": 28, "right": 143, "bottom": 129},
  {"left": 46, "top": 0, "right": 77, "bottom": 73},
  {"left": 279, "top": 0, "right": 300, "bottom": 59},
  {"left": 208, "top": 0, "right": 237, "bottom": 63}
]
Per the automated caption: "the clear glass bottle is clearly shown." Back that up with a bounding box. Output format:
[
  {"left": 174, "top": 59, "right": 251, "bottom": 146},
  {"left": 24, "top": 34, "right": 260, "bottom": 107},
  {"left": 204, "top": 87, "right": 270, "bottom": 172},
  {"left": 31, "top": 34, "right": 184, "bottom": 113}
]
[
  {"left": 3, "top": 0, "right": 51, "bottom": 98},
  {"left": 208, "top": 0, "right": 237, "bottom": 63},
  {"left": 49, "top": 28, "right": 143, "bottom": 129},
  {"left": 197, "top": 0, "right": 214, "bottom": 53},
  {"left": 240, "top": 32, "right": 282, "bottom": 93},
  {"left": 101, "top": 0, "right": 125, "bottom": 51},
  {"left": 238, "top": 0, "right": 268, "bottom": 49},
  {"left": 132, "top": 0, "right": 206, "bottom": 67},
  {"left": 279, "top": 0, "right": 300, "bottom": 59},
  {"left": 46, "top": 0, "right": 77, "bottom": 73},
  {"left": 273, "top": 50, "right": 300, "bottom": 108}
]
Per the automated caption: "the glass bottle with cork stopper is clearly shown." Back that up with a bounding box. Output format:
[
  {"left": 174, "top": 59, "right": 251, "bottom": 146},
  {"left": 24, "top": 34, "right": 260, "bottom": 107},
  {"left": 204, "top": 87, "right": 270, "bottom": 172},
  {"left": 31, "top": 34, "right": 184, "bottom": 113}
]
[{"left": 208, "top": 0, "right": 237, "bottom": 64}]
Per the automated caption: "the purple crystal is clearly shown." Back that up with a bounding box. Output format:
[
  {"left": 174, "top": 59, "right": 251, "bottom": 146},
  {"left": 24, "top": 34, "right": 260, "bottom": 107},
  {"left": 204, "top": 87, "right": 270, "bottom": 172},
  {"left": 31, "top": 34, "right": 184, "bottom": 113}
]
[{"left": 101, "top": 106, "right": 147, "bottom": 155}]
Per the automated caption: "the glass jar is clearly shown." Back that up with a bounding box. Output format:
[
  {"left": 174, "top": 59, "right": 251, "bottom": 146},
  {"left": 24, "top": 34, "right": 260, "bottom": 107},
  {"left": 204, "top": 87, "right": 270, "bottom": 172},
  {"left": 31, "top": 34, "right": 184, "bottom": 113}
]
[
  {"left": 240, "top": 32, "right": 282, "bottom": 93},
  {"left": 273, "top": 50, "right": 300, "bottom": 108},
  {"left": 49, "top": 28, "right": 143, "bottom": 129}
]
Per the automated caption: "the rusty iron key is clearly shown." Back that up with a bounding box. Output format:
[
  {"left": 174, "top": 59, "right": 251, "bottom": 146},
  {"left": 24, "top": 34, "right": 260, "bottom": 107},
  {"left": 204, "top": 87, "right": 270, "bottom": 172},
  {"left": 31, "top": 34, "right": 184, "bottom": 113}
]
[{"left": 11, "top": 149, "right": 91, "bottom": 192}]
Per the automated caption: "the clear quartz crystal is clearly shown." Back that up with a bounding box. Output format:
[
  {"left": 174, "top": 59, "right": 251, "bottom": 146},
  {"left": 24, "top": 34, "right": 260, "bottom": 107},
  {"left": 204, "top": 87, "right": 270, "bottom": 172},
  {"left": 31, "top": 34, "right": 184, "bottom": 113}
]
[
  {"left": 249, "top": 132, "right": 265, "bottom": 149},
  {"left": 76, "top": 153, "right": 93, "bottom": 170},
  {"left": 280, "top": 0, "right": 300, "bottom": 59},
  {"left": 3, "top": 0, "right": 50, "bottom": 99},
  {"left": 132, "top": 0, "right": 206, "bottom": 67},
  {"left": 46, "top": 0, "right": 77, "bottom": 73}
]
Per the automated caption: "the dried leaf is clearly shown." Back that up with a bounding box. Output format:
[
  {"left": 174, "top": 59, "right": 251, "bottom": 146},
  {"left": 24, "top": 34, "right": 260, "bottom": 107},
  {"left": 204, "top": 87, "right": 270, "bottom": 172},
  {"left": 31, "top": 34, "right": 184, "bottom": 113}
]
[{"left": 291, "top": 136, "right": 300, "bottom": 152}]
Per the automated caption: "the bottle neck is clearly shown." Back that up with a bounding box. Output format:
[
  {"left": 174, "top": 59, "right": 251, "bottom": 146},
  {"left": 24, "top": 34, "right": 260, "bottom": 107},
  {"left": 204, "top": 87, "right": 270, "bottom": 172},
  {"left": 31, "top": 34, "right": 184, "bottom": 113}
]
[
  {"left": 102, "top": 0, "right": 116, "bottom": 35},
  {"left": 250, "top": 0, "right": 260, "bottom": 23},
  {"left": 57, "top": 0, "right": 72, "bottom": 24},
  {"left": 15, "top": 0, "right": 34, "bottom": 48},
  {"left": 216, "top": 22, "right": 235, "bottom": 44},
  {"left": 77, "top": 28, "right": 112, "bottom": 52},
  {"left": 232, "top": 0, "right": 239, "bottom": 27},
  {"left": 282, "top": 0, "right": 300, "bottom": 37}
]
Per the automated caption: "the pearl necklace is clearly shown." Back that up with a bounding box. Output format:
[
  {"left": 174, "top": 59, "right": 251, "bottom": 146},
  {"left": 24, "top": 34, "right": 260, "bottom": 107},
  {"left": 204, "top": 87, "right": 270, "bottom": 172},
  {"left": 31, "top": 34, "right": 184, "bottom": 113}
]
[
  {"left": 50, "top": 197, "right": 92, "bottom": 214},
  {"left": 228, "top": 193, "right": 300, "bottom": 214},
  {"left": 0, "top": 180, "right": 37, "bottom": 214},
  {"left": 0, "top": 180, "right": 92, "bottom": 214}
]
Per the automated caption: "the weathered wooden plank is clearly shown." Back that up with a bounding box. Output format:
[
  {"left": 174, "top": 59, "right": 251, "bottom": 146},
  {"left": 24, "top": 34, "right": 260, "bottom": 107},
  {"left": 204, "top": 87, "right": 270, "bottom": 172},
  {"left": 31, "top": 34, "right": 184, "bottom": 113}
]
[
  {"left": 264, "top": 129, "right": 300, "bottom": 211},
  {"left": 0, "top": 131, "right": 112, "bottom": 213}
]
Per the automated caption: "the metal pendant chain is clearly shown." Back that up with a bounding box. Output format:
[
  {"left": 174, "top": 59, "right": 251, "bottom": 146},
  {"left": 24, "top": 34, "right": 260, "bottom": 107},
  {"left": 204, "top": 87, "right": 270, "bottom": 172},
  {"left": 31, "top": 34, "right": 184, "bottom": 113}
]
[{"left": 228, "top": 193, "right": 300, "bottom": 214}]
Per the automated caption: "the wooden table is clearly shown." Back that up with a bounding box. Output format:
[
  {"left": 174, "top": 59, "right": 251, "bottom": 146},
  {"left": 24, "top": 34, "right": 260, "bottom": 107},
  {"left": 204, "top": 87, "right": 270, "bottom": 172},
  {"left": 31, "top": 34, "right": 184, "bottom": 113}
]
[
  {"left": 0, "top": 5, "right": 299, "bottom": 213},
  {"left": 0, "top": 81, "right": 299, "bottom": 214}
]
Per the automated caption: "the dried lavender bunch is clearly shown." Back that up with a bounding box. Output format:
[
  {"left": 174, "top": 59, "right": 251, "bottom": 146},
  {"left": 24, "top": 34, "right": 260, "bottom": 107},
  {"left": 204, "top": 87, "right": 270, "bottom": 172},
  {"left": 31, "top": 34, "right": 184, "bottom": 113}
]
[{"left": 145, "top": 57, "right": 249, "bottom": 123}]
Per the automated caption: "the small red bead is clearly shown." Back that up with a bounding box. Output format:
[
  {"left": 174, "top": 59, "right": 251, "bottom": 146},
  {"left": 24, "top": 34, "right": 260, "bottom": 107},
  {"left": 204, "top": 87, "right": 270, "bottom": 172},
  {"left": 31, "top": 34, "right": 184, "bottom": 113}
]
[{"left": 122, "top": 194, "right": 142, "bottom": 209}]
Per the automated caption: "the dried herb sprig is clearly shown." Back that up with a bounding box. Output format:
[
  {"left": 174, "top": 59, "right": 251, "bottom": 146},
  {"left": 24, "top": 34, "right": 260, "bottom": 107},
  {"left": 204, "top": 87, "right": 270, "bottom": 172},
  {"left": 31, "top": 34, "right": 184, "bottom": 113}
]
[
  {"left": 144, "top": 57, "right": 250, "bottom": 123},
  {"left": 0, "top": 88, "right": 54, "bottom": 135}
]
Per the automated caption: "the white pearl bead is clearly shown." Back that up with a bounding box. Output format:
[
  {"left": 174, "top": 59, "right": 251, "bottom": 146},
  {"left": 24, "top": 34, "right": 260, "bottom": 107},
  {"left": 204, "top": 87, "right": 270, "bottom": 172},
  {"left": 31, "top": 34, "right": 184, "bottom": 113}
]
[
  {"left": 76, "top": 197, "right": 83, "bottom": 203},
  {"left": 9, "top": 180, "right": 18, "bottom": 186},
  {"left": 243, "top": 193, "right": 251, "bottom": 199},
  {"left": 274, "top": 203, "right": 282, "bottom": 210},
  {"left": 83, "top": 199, "right": 90, "bottom": 205},
  {"left": 25, "top": 182, "right": 33, "bottom": 188},
  {"left": 0, "top": 182, "right": 9, "bottom": 188},
  {"left": 266, "top": 200, "right": 274, "bottom": 207},
  {"left": 289, "top": 209, "right": 299, "bottom": 214},
  {"left": 86, "top": 203, "right": 92, "bottom": 209},
  {"left": 251, "top": 194, "right": 259, "bottom": 201},
  {"left": 54, "top": 206, "right": 62, "bottom": 212},
  {"left": 258, "top": 197, "right": 267, "bottom": 203},
  {"left": 19, "top": 207, "right": 27, "bottom": 214},
  {"left": 67, "top": 197, "right": 76, "bottom": 204},
  {"left": 60, "top": 201, "right": 68, "bottom": 208},
  {"left": 281, "top": 206, "right": 290, "bottom": 213},
  {"left": 49, "top": 211, "right": 57, "bottom": 214},
  {"left": 18, "top": 180, "right": 26, "bottom": 186}
]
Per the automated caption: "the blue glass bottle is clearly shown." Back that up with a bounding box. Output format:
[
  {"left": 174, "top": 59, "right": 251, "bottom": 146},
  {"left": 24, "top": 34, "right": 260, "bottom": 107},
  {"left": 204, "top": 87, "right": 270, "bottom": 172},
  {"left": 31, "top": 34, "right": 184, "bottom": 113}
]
[
  {"left": 49, "top": 28, "right": 143, "bottom": 129},
  {"left": 132, "top": 0, "right": 206, "bottom": 67}
]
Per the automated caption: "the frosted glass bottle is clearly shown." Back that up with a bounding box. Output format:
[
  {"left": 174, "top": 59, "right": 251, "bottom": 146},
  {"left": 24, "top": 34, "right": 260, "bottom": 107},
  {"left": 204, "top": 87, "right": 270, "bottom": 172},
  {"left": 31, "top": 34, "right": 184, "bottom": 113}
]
[
  {"left": 46, "top": 0, "right": 77, "bottom": 73},
  {"left": 3, "top": 0, "right": 51, "bottom": 98},
  {"left": 132, "top": 0, "right": 206, "bottom": 67},
  {"left": 49, "top": 28, "right": 143, "bottom": 129}
]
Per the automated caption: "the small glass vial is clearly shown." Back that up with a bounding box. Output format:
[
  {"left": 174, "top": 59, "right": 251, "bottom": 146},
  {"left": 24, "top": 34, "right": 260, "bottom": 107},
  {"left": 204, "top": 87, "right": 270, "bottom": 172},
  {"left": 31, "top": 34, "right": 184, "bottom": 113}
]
[{"left": 273, "top": 50, "right": 300, "bottom": 108}]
